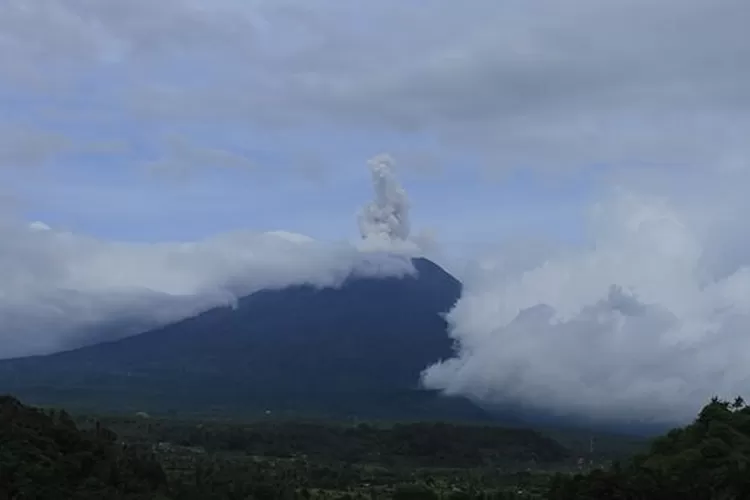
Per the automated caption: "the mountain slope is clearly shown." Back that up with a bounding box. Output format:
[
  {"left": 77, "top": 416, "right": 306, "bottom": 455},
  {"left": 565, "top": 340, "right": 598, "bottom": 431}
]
[{"left": 0, "top": 258, "right": 491, "bottom": 422}]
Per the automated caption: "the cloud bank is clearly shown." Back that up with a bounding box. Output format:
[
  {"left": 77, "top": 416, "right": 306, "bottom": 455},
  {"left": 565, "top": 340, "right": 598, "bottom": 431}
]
[
  {"left": 423, "top": 181, "right": 750, "bottom": 425},
  {"left": 2, "top": 0, "right": 748, "bottom": 175}
]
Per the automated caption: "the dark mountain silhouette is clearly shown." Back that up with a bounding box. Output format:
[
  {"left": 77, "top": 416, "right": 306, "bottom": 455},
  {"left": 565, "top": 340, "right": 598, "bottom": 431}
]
[{"left": 0, "top": 257, "right": 494, "bottom": 422}]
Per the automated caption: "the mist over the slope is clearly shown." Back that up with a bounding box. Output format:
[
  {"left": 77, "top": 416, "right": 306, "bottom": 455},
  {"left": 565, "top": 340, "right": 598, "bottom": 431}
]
[
  {"left": 0, "top": 155, "right": 421, "bottom": 360},
  {"left": 423, "top": 176, "right": 750, "bottom": 425}
]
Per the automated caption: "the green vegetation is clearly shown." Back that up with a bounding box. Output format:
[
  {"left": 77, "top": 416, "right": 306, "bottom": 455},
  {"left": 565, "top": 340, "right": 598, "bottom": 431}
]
[
  {"left": 84, "top": 415, "right": 575, "bottom": 498},
  {"left": 1, "top": 394, "right": 586, "bottom": 499},
  {"left": 100, "top": 418, "right": 569, "bottom": 467},
  {"left": 0, "top": 395, "right": 168, "bottom": 499},
  {"left": 548, "top": 397, "right": 750, "bottom": 499},
  {"left": 36, "top": 392, "right": 750, "bottom": 499}
]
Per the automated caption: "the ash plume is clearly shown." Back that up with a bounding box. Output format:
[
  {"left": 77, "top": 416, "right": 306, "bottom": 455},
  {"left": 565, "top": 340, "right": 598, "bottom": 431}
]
[{"left": 357, "top": 154, "right": 411, "bottom": 244}]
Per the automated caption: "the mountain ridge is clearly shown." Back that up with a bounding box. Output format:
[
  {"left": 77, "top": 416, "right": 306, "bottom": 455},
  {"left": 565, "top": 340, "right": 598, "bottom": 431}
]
[{"left": 0, "top": 257, "right": 494, "bottom": 423}]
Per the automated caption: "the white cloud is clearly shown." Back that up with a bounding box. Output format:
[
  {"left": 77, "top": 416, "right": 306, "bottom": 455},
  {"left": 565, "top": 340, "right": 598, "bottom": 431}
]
[
  {"left": 422, "top": 184, "right": 750, "bottom": 425},
  {"left": 0, "top": 216, "right": 417, "bottom": 360}
]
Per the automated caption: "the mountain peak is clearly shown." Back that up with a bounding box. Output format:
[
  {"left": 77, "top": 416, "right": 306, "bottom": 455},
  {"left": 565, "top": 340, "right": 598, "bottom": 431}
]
[{"left": 0, "top": 257, "right": 488, "bottom": 422}]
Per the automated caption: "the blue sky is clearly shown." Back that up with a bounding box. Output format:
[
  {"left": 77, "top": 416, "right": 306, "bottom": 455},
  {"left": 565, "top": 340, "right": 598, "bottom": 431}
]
[
  {"left": 1, "top": 0, "right": 744, "bottom": 251},
  {"left": 2, "top": 0, "right": 750, "bottom": 422},
  {"left": 0, "top": 68, "right": 601, "bottom": 247},
  {"left": 0, "top": 150, "right": 596, "bottom": 244}
]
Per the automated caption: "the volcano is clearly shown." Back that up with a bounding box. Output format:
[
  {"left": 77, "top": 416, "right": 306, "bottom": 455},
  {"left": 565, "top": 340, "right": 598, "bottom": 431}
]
[{"left": 0, "top": 257, "right": 492, "bottom": 422}]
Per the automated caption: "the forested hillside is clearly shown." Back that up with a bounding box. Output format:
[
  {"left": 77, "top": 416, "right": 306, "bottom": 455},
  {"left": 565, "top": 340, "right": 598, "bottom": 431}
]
[
  {"left": 548, "top": 397, "right": 750, "bottom": 499},
  {"left": 0, "top": 395, "right": 168, "bottom": 499}
]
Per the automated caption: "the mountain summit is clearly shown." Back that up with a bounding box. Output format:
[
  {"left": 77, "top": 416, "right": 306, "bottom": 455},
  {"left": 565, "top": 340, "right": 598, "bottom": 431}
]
[{"left": 0, "top": 257, "right": 491, "bottom": 422}]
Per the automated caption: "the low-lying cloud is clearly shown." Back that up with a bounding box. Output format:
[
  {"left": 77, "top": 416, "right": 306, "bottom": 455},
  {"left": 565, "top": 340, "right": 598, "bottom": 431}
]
[
  {"left": 0, "top": 154, "right": 427, "bottom": 359},
  {"left": 423, "top": 184, "right": 750, "bottom": 425}
]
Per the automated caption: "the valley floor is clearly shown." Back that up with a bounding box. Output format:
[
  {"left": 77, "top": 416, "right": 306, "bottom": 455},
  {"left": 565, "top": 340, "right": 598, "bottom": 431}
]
[
  {"left": 23, "top": 394, "right": 750, "bottom": 499},
  {"left": 73, "top": 412, "right": 645, "bottom": 499}
]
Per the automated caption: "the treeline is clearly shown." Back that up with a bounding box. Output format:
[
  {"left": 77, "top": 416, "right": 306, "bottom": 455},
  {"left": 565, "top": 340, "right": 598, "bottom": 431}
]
[
  {"left": 165, "top": 456, "right": 548, "bottom": 500},
  {"left": 110, "top": 419, "right": 568, "bottom": 468},
  {"left": 0, "top": 395, "right": 167, "bottom": 499},
  {"left": 547, "top": 397, "right": 750, "bottom": 499}
]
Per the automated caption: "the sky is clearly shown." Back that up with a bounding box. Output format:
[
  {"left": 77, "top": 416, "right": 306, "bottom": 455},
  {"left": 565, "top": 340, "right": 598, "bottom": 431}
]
[{"left": 2, "top": 0, "right": 750, "bottom": 425}]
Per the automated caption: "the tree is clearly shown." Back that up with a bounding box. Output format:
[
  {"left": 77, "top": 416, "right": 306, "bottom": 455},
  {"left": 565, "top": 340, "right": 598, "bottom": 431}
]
[{"left": 546, "top": 397, "right": 750, "bottom": 499}]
